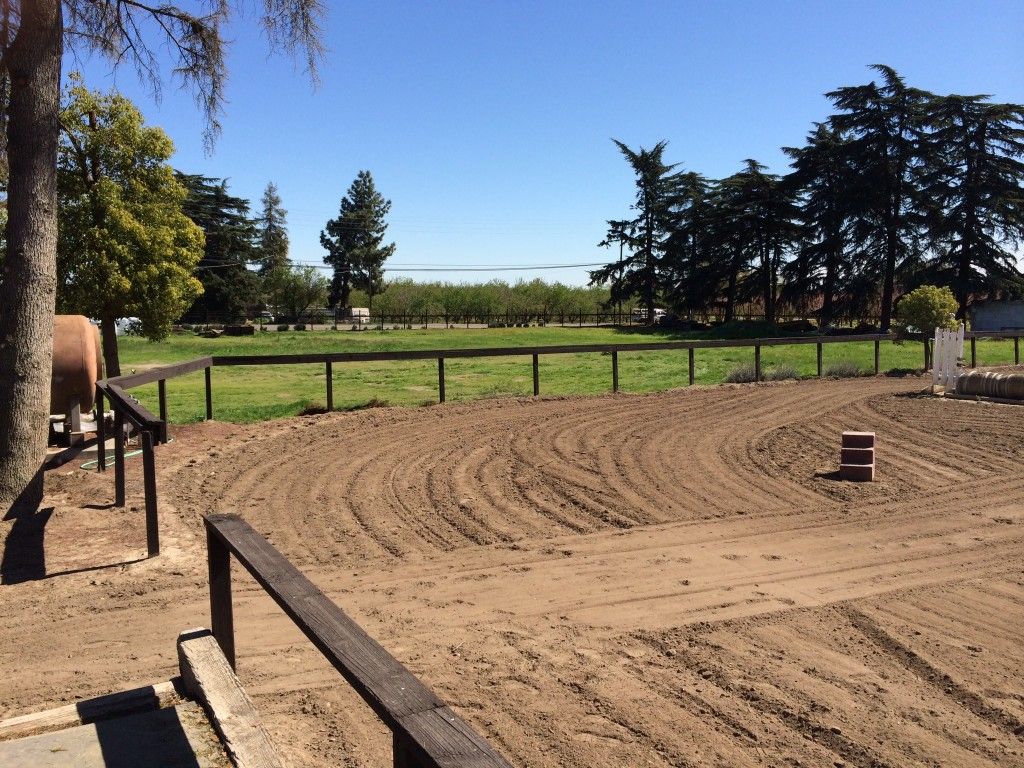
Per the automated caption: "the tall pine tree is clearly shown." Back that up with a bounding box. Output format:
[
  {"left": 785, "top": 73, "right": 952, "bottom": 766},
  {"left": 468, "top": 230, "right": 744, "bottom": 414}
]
[
  {"left": 255, "top": 181, "right": 289, "bottom": 274},
  {"left": 321, "top": 170, "right": 395, "bottom": 311}
]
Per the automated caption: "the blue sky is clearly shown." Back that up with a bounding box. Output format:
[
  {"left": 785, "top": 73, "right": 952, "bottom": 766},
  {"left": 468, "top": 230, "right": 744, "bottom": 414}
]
[{"left": 67, "top": 1, "right": 1024, "bottom": 286}]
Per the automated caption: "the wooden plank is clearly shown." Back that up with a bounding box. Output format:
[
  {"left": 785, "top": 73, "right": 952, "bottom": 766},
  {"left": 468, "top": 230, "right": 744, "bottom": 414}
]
[
  {"left": 0, "top": 680, "right": 182, "bottom": 741},
  {"left": 142, "top": 430, "right": 160, "bottom": 557},
  {"left": 203, "top": 514, "right": 510, "bottom": 767},
  {"left": 397, "top": 706, "right": 513, "bottom": 768},
  {"left": 104, "top": 384, "right": 161, "bottom": 431},
  {"left": 177, "top": 629, "right": 284, "bottom": 768},
  {"left": 107, "top": 356, "right": 213, "bottom": 390},
  {"left": 209, "top": 333, "right": 897, "bottom": 368},
  {"left": 207, "top": 529, "right": 235, "bottom": 670},
  {"left": 157, "top": 379, "right": 168, "bottom": 442}
]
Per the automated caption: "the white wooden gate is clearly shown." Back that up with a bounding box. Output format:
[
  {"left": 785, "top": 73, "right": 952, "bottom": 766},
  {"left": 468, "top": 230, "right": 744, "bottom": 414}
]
[{"left": 932, "top": 324, "right": 965, "bottom": 390}]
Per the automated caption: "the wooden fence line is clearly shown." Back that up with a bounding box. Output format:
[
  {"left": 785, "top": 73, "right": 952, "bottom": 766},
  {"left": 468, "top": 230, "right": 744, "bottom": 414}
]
[
  {"left": 90, "top": 329, "right": 1022, "bottom": 552},
  {"left": 204, "top": 513, "right": 512, "bottom": 768}
]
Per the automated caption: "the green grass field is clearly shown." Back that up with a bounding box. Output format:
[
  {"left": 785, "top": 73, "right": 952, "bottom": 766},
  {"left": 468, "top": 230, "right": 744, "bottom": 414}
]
[{"left": 117, "top": 326, "right": 1021, "bottom": 423}]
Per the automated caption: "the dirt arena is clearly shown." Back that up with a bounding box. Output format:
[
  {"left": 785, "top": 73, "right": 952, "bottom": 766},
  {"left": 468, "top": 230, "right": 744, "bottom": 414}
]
[{"left": 3, "top": 375, "right": 1024, "bottom": 767}]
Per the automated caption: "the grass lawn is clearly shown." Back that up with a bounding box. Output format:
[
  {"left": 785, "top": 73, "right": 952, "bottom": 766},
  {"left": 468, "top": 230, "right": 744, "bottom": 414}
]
[{"left": 117, "top": 326, "right": 1020, "bottom": 423}]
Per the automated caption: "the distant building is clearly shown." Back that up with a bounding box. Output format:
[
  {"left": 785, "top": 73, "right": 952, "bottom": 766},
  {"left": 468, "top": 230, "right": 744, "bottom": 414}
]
[{"left": 970, "top": 300, "right": 1024, "bottom": 332}]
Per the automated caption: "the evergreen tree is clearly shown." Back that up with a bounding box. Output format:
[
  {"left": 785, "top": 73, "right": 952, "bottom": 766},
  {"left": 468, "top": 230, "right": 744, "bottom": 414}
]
[
  {"left": 178, "top": 173, "right": 260, "bottom": 322},
  {"left": 255, "top": 181, "right": 289, "bottom": 274},
  {"left": 665, "top": 172, "right": 721, "bottom": 318},
  {"left": 590, "top": 140, "right": 683, "bottom": 319},
  {"left": 916, "top": 96, "right": 1024, "bottom": 314},
  {"left": 321, "top": 170, "right": 396, "bottom": 311},
  {"left": 784, "top": 123, "right": 853, "bottom": 326},
  {"left": 828, "top": 65, "right": 930, "bottom": 330}
]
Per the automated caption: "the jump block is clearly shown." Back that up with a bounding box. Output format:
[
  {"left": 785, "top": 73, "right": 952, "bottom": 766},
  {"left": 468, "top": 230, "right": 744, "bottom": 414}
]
[
  {"left": 840, "top": 463, "right": 875, "bottom": 482},
  {"left": 840, "top": 447, "right": 874, "bottom": 465},
  {"left": 841, "top": 431, "right": 875, "bottom": 449}
]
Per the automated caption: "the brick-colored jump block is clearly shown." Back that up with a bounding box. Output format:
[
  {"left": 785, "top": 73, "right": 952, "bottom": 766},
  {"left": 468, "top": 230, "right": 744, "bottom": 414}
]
[
  {"left": 840, "top": 431, "right": 875, "bottom": 482},
  {"left": 841, "top": 431, "right": 875, "bottom": 449}
]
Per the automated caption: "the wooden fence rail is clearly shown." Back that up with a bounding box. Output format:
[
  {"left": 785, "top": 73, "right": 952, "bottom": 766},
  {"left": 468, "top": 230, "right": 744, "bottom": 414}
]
[{"left": 204, "top": 513, "right": 513, "bottom": 768}]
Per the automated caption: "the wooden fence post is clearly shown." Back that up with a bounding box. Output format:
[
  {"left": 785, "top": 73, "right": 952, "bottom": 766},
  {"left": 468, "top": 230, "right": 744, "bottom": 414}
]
[
  {"left": 96, "top": 388, "right": 106, "bottom": 472},
  {"left": 142, "top": 430, "right": 160, "bottom": 557},
  {"left": 157, "top": 380, "right": 168, "bottom": 443},
  {"left": 393, "top": 733, "right": 416, "bottom": 768},
  {"left": 204, "top": 366, "right": 213, "bottom": 420},
  {"left": 207, "top": 527, "right": 236, "bottom": 670},
  {"left": 437, "top": 357, "right": 445, "bottom": 403},
  {"left": 1016, "top": 337, "right": 1020, "bottom": 365},
  {"left": 114, "top": 410, "right": 126, "bottom": 507},
  {"left": 612, "top": 350, "right": 619, "bottom": 393},
  {"left": 326, "top": 361, "right": 333, "bottom": 412},
  {"left": 532, "top": 353, "right": 539, "bottom": 396},
  {"left": 754, "top": 345, "right": 761, "bottom": 382},
  {"left": 970, "top": 336, "right": 977, "bottom": 368},
  {"left": 816, "top": 342, "right": 823, "bottom": 378},
  {"left": 874, "top": 339, "right": 881, "bottom": 375},
  {"left": 688, "top": 348, "right": 695, "bottom": 386}
]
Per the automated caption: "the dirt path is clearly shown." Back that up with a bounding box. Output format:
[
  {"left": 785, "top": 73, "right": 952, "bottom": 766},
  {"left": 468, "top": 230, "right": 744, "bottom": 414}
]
[{"left": 3, "top": 376, "right": 1023, "bottom": 767}]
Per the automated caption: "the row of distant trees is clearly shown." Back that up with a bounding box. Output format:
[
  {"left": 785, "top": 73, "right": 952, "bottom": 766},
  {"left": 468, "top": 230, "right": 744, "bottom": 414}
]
[{"left": 592, "top": 65, "right": 1024, "bottom": 330}]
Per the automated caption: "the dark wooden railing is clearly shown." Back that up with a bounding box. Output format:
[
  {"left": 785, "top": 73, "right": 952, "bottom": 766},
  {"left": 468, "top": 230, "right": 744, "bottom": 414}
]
[
  {"left": 204, "top": 513, "right": 512, "bottom": 768},
  {"left": 93, "top": 356, "right": 214, "bottom": 558}
]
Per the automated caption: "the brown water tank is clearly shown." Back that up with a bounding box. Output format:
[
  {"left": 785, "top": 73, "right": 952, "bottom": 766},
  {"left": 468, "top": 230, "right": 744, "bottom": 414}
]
[{"left": 50, "top": 315, "right": 103, "bottom": 414}]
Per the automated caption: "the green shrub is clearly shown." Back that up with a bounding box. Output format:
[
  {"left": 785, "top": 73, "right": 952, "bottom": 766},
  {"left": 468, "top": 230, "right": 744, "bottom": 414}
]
[
  {"left": 725, "top": 363, "right": 758, "bottom": 383},
  {"left": 764, "top": 365, "right": 800, "bottom": 381},
  {"left": 276, "top": 324, "right": 289, "bottom": 332},
  {"left": 896, "top": 285, "right": 959, "bottom": 334},
  {"left": 293, "top": 323, "right": 307, "bottom": 331},
  {"left": 825, "top": 361, "right": 862, "bottom": 378}
]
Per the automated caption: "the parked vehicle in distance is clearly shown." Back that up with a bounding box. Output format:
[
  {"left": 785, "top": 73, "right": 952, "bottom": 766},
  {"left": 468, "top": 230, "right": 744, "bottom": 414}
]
[
  {"left": 631, "top": 307, "right": 666, "bottom": 324},
  {"left": 258, "top": 311, "right": 275, "bottom": 323}
]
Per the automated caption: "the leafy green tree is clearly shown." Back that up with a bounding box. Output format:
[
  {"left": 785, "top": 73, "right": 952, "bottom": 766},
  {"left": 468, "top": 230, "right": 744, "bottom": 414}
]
[
  {"left": 916, "top": 96, "right": 1024, "bottom": 314},
  {"left": 0, "top": 0, "right": 323, "bottom": 508},
  {"left": 255, "top": 181, "right": 289, "bottom": 274},
  {"left": 665, "top": 172, "right": 721, "bottom": 319},
  {"left": 178, "top": 173, "right": 259, "bottom": 322},
  {"left": 274, "top": 266, "right": 329, "bottom": 322},
  {"left": 321, "top": 170, "right": 396, "bottom": 312},
  {"left": 591, "top": 140, "right": 683, "bottom": 319},
  {"left": 896, "top": 284, "right": 959, "bottom": 333},
  {"left": 828, "top": 65, "right": 929, "bottom": 330},
  {"left": 56, "top": 76, "right": 204, "bottom": 377}
]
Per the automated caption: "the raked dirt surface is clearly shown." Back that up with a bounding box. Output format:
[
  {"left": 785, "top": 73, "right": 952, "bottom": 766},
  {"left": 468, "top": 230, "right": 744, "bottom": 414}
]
[{"left": 3, "top": 374, "right": 1024, "bottom": 767}]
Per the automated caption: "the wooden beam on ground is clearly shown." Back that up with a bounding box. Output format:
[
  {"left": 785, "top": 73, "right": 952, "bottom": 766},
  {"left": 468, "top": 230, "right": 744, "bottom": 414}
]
[
  {"left": 0, "top": 680, "right": 183, "bottom": 741},
  {"left": 177, "top": 628, "right": 284, "bottom": 768}
]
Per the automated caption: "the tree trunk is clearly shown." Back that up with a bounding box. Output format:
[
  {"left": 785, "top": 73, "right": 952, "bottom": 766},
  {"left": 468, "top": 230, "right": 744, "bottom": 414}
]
[
  {"left": 101, "top": 313, "right": 121, "bottom": 378},
  {"left": 0, "top": 0, "right": 63, "bottom": 511},
  {"left": 879, "top": 232, "right": 897, "bottom": 331}
]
